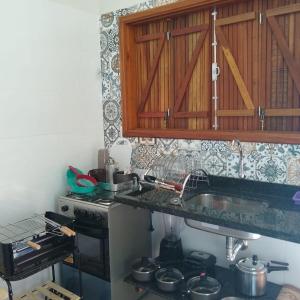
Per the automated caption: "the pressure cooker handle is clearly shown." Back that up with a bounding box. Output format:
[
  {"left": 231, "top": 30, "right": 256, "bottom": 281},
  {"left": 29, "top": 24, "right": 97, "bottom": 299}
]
[
  {"left": 270, "top": 260, "right": 289, "bottom": 267},
  {"left": 267, "top": 265, "right": 289, "bottom": 273}
]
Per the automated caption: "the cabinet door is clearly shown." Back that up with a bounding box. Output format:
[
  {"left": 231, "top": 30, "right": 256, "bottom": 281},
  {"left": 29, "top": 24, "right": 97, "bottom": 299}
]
[
  {"left": 171, "top": 10, "right": 211, "bottom": 131},
  {"left": 215, "top": 1, "right": 258, "bottom": 131},
  {"left": 261, "top": 2, "right": 300, "bottom": 131},
  {"left": 135, "top": 20, "right": 171, "bottom": 130},
  {"left": 135, "top": 10, "right": 211, "bottom": 131}
]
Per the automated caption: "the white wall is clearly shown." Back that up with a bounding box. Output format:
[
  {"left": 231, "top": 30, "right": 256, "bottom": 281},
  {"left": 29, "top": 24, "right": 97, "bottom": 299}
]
[
  {"left": 0, "top": 0, "right": 102, "bottom": 294},
  {"left": 99, "top": 0, "right": 300, "bottom": 290}
]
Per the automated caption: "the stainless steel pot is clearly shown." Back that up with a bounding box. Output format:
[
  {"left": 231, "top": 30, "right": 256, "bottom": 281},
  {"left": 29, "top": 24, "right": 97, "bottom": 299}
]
[
  {"left": 132, "top": 257, "right": 159, "bottom": 282},
  {"left": 186, "top": 274, "right": 221, "bottom": 300},
  {"left": 235, "top": 255, "right": 288, "bottom": 297},
  {"left": 155, "top": 267, "right": 184, "bottom": 292}
]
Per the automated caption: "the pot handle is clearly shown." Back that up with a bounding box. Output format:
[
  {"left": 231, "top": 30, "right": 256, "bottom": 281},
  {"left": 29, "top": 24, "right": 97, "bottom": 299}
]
[
  {"left": 270, "top": 260, "right": 289, "bottom": 267},
  {"left": 267, "top": 265, "right": 289, "bottom": 273}
]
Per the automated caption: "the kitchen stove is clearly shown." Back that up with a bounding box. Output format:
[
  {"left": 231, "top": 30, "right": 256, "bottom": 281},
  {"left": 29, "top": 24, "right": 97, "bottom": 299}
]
[
  {"left": 64, "top": 192, "right": 115, "bottom": 207},
  {"left": 58, "top": 191, "right": 118, "bottom": 284}
]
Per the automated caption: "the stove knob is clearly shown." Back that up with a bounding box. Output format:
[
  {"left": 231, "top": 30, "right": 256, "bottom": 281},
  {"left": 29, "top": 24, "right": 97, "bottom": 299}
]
[{"left": 61, "top": 205, "right": 69, "bottom": 212}]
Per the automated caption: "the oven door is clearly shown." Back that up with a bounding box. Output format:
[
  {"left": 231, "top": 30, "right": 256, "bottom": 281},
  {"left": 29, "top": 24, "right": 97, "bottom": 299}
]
[{"left": 73, "top": 219, "right": 110, "bottom": 281}]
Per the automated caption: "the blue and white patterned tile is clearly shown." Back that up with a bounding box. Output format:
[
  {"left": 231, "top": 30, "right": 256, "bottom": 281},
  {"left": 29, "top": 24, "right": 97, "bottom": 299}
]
[
  {"left": 287, "top": 157, "right": 300, "bottom": 186},
  {"left": 255, "top": 143, "right": 290, "bottom": 158},
  {"left": 227, "top": 153, "right": 256, "bottom": 180},
  {"left": 103, "top": 100, "right": 120, "bottom": 123},
  {"left": 156, "top": 138, "right": 178, "bottom": 154},
  {"left": 100, "top": 12, "right": 115, "bottom": 28},
  {"left": 178, "top": 139, "right": 202, "bottom": 151},
  {"left": 104, "top": 124, "right": 120, "bottom": 148},
  {"left": 202, "top": 152, "right": 227, "bottom": 176},
  {"left": 131, "top": 144, "right": 159, "bottom": 169},
  {"left": 287, "top": 145, "right": 300, "bottom": 156},
  {"left": 255, "top": 156, "right": 287, "bottom": 183},
  {"left": 153, "top": 0, "right": 176, "bottom": 6},
  {"left": 200, "top": 140, "right": 231, "bottom": 155},
  {"left": 177, "top": 150, "right": 203, "bottom": 172}
]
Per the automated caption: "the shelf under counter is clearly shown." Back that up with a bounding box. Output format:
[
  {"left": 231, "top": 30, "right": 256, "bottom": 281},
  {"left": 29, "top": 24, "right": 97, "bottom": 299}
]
[{"left": 124, "top": 266, "right": 281, "bottom": 300}]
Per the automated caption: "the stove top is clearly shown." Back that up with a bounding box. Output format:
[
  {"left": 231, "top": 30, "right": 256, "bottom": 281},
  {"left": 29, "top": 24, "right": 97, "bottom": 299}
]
[{"left": 65, "top": 191, "right": 115, "bottom": 207}]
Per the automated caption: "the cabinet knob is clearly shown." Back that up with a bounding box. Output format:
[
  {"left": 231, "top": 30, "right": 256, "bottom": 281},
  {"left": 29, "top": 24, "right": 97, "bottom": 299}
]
[{"left": 61, "top": 205, "right": 69, "bottom": 212}]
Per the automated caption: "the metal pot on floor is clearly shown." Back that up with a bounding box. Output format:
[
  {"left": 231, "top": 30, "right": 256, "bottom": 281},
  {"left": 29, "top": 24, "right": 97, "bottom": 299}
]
[
  {"left": 186, "top": 273, "right": 221, "bottom": 300},
  {"left": 155, "top": 267, "right": 184, "bottom": 292},
  {"left": 132, "top": 257, "right": 159, "bottom": 282}
]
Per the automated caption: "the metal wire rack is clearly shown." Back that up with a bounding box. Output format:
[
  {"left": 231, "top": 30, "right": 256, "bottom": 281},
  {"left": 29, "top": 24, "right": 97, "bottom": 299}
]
[
  {"left": 143, "top": 151, "right": 209, "bottom": 199},
  {"left": 0, "top": 215, "right": 64, "bottom": 252}
]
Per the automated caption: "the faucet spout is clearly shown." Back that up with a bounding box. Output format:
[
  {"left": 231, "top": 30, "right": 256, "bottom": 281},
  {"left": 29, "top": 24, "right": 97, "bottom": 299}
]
[{"left": 232, "top": 139, "right": 245, "bottom": 179}]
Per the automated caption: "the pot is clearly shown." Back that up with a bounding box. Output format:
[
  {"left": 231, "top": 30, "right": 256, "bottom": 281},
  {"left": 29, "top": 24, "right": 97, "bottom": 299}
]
[
  {"left": 155, "top": 267, "right": 184, "bottom": 292},
  {"left": 186, "top": 273, "right": 221, "bottom": 300},
  {"left": 132, "top": 257, "right": 159, "bottom": 282},
  {"left": 235, "top": 255, "right": 288, "bottom": 297}
]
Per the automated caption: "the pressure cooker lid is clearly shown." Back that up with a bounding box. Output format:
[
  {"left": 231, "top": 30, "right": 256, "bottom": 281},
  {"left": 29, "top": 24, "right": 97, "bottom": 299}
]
[
  {"left": 187, "top": 274, "right": 221, "bottom": 295},
  {"left": 236, "top": 255, "right": 265, "bottom": 274}
]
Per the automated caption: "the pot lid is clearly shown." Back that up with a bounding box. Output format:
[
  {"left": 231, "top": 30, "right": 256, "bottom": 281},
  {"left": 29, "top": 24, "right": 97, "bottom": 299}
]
[
  {"left": 187, "top": 274, "right": 221, "bottom": 295},
  {"left": 236, "top": 255, "right": 265, "bottom": 274}
]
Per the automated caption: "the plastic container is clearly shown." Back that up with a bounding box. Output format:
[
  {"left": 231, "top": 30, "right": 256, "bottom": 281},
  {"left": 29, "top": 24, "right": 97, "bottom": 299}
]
[{"left": 292, "top": 191, "right": 300, "bottom": 204}]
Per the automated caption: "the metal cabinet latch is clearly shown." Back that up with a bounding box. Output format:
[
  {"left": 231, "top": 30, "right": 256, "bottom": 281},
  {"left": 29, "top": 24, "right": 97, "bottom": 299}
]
[{"left": 258, "top": 106, "right": 265, "bottom": 131}]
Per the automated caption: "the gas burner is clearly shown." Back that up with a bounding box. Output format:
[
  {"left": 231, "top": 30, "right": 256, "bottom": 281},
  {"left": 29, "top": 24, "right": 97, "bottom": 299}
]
[
  {"left": 65, "top": 192, "right": 114, "bottom": 207},
  {"left": 94, "top": 199, "right": 113, "bottom": 205}
]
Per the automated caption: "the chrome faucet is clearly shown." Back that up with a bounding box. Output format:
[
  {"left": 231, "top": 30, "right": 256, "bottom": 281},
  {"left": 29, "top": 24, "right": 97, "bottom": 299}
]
[{"left": 231, "top": 139, "right": 245, "bottom": 179}]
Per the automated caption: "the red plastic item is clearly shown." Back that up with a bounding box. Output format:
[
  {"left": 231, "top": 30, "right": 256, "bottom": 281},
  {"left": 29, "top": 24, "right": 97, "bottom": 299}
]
[{"left": 69, "top": 166, "right": 97, "bottom": 187}]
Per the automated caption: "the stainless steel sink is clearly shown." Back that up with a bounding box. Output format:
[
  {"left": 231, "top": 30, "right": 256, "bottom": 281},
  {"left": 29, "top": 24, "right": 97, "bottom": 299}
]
[
  {"left": 184, "top": 193, "right": 266, "bottom": 240},
  {"left": 186, "top": 193, "right": 269, "bottom": 212}
]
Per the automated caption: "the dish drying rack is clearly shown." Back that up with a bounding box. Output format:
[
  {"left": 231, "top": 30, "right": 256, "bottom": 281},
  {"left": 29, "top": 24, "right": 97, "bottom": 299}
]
[{"left": 142, "top": 151, "right": 209, "bottom": 202}]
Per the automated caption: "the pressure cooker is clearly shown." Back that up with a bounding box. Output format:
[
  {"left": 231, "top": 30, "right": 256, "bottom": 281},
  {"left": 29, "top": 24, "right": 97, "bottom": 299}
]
[{"left": 235, "top": 255, "right": 289, "bottom": 297}]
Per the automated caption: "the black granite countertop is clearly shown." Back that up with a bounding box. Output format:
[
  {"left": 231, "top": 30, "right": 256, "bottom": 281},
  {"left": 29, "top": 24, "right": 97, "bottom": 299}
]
[
  {"left": 115, "top": 176, "right": 300, "bottom": 243},
  {"left": 125, "top": 265, "right": 281, "bottom": 299}
]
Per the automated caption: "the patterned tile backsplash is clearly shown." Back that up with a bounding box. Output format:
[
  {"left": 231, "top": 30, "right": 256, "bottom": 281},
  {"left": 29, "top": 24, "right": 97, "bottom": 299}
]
[{"left": 100, "top": 0, "right": 300, "bottom": 186}]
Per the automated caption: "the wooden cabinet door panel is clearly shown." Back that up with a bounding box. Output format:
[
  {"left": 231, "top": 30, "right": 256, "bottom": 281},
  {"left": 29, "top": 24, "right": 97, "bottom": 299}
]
[
  {"left": 263, "top": 2, "right": 300, "bottom": 131},
  {"left": 216, "top": 2, "right": 259, "bottom": 131},
  {"left": 136, "top": 21, "right": 171, "bottom": 129},
  {"left": 172, "top": 10, "right": 211, "bottom": 130}
]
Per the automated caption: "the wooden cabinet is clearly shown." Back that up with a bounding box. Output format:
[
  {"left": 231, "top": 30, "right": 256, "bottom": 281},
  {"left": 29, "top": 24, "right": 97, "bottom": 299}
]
[
  {"left": 123, "top": 6, "right": 211, "bottom": 131},
  {"left": 120, "top": 0, "right": 300, "bottom": 143}
]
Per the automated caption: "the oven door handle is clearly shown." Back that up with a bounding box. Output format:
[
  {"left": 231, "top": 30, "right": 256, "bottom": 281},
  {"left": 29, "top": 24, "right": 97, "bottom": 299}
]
[{"left": 74, "top": 222, "right": 108, "bottom": 239}]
